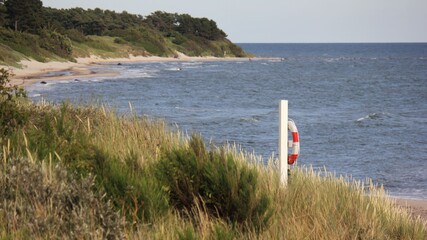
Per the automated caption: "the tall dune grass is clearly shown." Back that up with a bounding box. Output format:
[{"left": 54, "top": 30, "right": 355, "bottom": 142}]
[{"left": 1, "top": 100, "right": 426, "bottom": 239}]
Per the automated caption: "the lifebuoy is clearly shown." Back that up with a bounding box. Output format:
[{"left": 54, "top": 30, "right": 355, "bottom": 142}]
[{"left": 288, "top": 119, "right": 299, "bottom": 165}]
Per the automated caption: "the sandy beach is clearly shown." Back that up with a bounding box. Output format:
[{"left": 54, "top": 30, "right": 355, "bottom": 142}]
[
  {"left": 4, "top": 54, "right": 255, "bottom": 87},
  {"left": 395, "top": 198, "right": 427, "bottom": 226}
]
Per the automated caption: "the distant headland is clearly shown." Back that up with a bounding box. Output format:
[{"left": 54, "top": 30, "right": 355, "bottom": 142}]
[{"left": 0, "top": 2, "right": 251, "bottom": 68}]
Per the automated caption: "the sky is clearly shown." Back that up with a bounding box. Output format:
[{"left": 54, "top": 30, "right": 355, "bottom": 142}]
[{"left": 41, "top": 0, "right": 427, "bottom": 43}]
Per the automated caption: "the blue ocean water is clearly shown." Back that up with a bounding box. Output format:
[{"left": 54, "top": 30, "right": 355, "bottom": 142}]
[{"left": 26, "top": 43, "right": 427, "bottom": 199}]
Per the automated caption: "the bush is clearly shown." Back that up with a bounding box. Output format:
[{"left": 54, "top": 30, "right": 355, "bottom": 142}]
[
  {"left": 39, "top": 29, "right": 73, "bottom": 58},
  {"left": 90, "top": 151, "right": 170, "bottom": 222},
  {"left": 156, "top": 135, "right": 273, "bottom": 231},
  {"left": 106, "top": 27, "right": 172, "bottom": 56},
  {"left": 19, "top": 103, "right": 92, "bottom": 168},
  {"left": 171, "top": 32, "right": 187, "bottom": 45},
  {"left": 227, "top": 42, "right": 246, "bottom": 57},
  {"left": 15, "top": 102, "right": 170, "bottom": 222},
  {"left": 113, "top": 37, "right": 126, "bottom": 44},
  {"left": 65, "top": 28, "right": 87, "bottom": 43},
  {"left": 0, "top": 158, "right": 125, "bottom": 239},
  {"left": 0, "top": 68, "right": 27, "bottom": 138}
]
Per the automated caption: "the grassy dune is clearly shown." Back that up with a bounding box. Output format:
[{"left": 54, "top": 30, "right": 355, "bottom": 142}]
[
  {"left": 0, "top": 28, "right": 250, "bottom": 67},
  {"left": 0, "top": 98, "right": 425, "bottom": 239}
]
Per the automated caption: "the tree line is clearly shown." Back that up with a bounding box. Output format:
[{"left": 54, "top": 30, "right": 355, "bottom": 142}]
[
  {"left": 0, "top": 0, "right": 227, "bottom": 41},
  {"left": 0, "top": 0, "right": 246, "bottom": 60}
]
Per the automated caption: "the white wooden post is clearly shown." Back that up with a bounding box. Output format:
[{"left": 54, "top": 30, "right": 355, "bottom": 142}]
[{"left": 279, "top": 100, "right": 288, "bottom": 185}]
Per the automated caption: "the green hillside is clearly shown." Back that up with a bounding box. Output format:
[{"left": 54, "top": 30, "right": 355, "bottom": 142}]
[{"left": 0, "top": 1, "right": 249, "bottom": 66}]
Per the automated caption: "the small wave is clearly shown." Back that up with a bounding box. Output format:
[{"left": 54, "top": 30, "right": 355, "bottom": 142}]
[
  {"left": 118, "top": 72, "right": 155, "bottom": 79},
  {"left": 31, "top": 94, "right": 41, "bottom": 97},
  {"left": 240, "top": 116, "right": 260, "bottom": 123},
  {"left": 183, "top": 66, "right": 200, "bottom": 69},
  {"left": 58, "top": 80, "right": 71, "bottom": 84},
  {"left": 267, "top": 59, "right": 283, "bottom": 63},
  {"left": 356, "top": 112, "right": 391, "bottom": 122},
  {"left": 117, "top": 68, "right": 158, "bottom": 78},
  {"left": 165, "top": 67, "right": 182, "bottom": 71},
  {"left": 67, "top": 71, "right": 155, "bottom": 83},
  {"left": 323, "top": 57, "right": 347, "bottom": 63}
]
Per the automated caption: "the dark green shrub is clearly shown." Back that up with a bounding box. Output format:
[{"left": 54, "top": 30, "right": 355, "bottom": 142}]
[
  {"left": 227, "top": 42, "right": 246, "bottom": 57},
  {"left": 136, "top": 29, "right": 172, "bottom": 56},
  {"left": 65, "top": 28, "right": 87, "bottom": 43},
  {"left": 91, "top": 152, "right": 170, "bottom": 222},
  {"left": 106, "top": 28, "right": 142, "bottom": 43},
  {"left": 39, "top": 29, "right": 73, "bottom": 58},
  {"left": 156, "top": 135, "right": 272, "bottom": 231},
  {"left": 21, "top": 103, "right": 94, "bottom": 167},
  {"left": 9, "top": 102, "right": 169, "bottom": 223},
  {"left": 171, "top": 32, "right": 187, "bottom": 45},
  {"left": 180, "top": 39, "right": 203, "bottom": 56},
  {"left": 114, "top": 37, "right": 126, "bottom": 44},
  {"left": 0, "top": 68, "right": 27, "bottom": 138},
  {"left": 0, "top": 68, "right": 26, "bottom": 101},
  {"left": 106, "top": 27, "right": 172, "bottom": 56}
]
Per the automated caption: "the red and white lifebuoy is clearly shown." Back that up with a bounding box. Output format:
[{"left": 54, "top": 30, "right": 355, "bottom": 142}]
[{"left": 288, "top": 119, "right": 299, "bottom": 165}]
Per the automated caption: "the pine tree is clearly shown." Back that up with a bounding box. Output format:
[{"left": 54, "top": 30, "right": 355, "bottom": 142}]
[{"left": 5, "top": 0, "right": 44, "bottom": 32}]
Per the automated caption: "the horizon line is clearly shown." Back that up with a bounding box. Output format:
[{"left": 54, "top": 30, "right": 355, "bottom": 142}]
[{"left": 235, "top": 41, "right": 427, "bottom": 44}]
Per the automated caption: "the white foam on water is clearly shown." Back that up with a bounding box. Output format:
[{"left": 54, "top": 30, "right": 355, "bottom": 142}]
[
  {"left": 165, "top": 67, "right": 182, "bottom": 71},
  {"left": 240, "top": 116, "right": 260, "bottom": 123},
  {"left": 356, "top": 112, "right": 391, "bottom": 122},
  {"left": 268, "top": 59, "right": 282, "bottom": 62}
]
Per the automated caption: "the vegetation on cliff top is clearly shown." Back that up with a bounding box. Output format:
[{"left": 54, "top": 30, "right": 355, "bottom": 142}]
[
  {"left": 0, "top": 0, "right": 248, "bottom": 66},
  {"left": 0, "top": 69, "right": 425, "bottom": 238}
]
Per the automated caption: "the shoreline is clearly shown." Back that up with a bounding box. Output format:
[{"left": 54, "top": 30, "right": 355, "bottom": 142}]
[
  {"left": 4, "top": 54, "right": 267, "bottom": 87},
  {"left": 394, "top": 198, "right": 427, "bottom": 225}
]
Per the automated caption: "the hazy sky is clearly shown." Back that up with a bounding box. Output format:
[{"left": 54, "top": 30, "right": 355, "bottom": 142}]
[{"left": 42, "top": 0, "right": 427, "bottom": 43}]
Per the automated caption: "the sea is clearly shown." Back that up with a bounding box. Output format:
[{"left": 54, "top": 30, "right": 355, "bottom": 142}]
[{"left": 26, "top": 43, "right": 427, "bottom": 200}]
